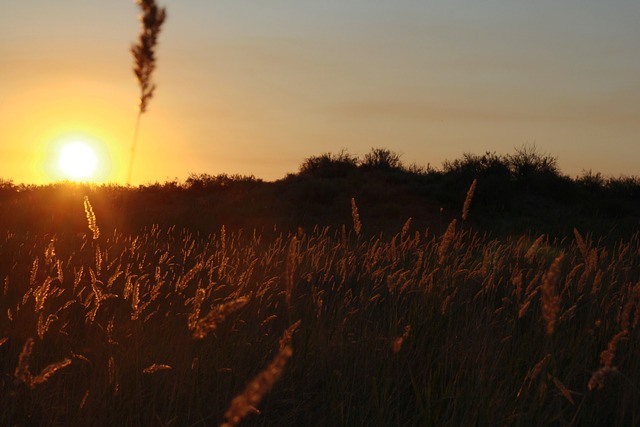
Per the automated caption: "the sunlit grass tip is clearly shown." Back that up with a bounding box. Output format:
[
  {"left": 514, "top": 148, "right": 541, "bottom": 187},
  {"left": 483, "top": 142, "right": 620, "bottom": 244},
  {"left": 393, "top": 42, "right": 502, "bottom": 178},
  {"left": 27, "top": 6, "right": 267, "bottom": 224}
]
[
  {"left": 83, "top": 196, "right": 100, "bottom": 240},
  {"left": 220, "top": 321, "right": 300, "bottom": 427}
]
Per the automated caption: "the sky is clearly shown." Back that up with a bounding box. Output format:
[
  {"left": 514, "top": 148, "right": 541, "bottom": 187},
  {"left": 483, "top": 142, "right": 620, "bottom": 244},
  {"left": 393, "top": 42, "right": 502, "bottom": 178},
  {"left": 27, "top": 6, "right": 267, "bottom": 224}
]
[{"left": 0, "top": 0, "right": 638, "bottom": 184}]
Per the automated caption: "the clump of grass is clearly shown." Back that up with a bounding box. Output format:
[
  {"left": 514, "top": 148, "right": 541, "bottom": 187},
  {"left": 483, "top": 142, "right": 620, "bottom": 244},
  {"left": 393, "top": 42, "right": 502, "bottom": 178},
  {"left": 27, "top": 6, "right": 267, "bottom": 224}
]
[{"left": 1, "top": 188, "right": 640, "bottom": 426}]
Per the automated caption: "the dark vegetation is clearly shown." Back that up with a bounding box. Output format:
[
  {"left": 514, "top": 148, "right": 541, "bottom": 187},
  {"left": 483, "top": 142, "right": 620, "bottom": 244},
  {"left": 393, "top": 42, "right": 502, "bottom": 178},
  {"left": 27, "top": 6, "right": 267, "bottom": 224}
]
[
  {"left": 0, "top": 146, "right": 638, "bottom": 239},
  {"left": 0, "top": 147, "right": 639, "bottom": 426}
]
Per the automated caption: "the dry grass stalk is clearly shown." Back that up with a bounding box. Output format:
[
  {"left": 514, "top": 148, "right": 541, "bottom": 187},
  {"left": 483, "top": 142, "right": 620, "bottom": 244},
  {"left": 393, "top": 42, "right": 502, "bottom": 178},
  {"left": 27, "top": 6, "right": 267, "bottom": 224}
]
[
  {"left": 34, "top": 277, "right": 52, "bottom": 312},
  {"left": 83, "top": 196, "right": 100, "bottom": 240},
  {"left": 351, "top": 197, "right": 362, "bottom": 236},
  {"left": 461, "top": 178, "right": 477, "bottom": 221},
  {"left": 401, "top": 217, "right": 412, "bottom": 239},
  {"left": 44, "top": 238, "right": 56, "bottom": 261},
  {"left": 600, "top": 330, "right": 627, "bottom": 368},
  {"left": 541, "top": 253, "right": 564, "bottom": 335},
  {"left": 285, "top": 237, "right": 297, "bottom": 306},
  {"left": 130, "top": 277, "right": 142, "bottom": 320},
  {"left": 551, "top": 375, "right": 574, "bottom": 404},
  {"left": 192, "top": 297, "right": 250, "bottom": 340},
  {"left": 588, "top": 366, "right": 619, "bottom": 391},
  {"left": 438, "top": 219, "right": 457, "bottom": 264},
  {"left": 621, "top": 282, "right": 640, "bottom": 330},
  {"left": 188, "top": 287, "right": 207, "bottom": 330},
  {"left": 220, "top": 322, "right": 300, "bottom": 427},
  {"left": 392, "top": 324, "right": 411, "bottom": 353},
  {"left": 95, "top": 245, "right": 103, "bottom": 274},
  {"left": 518, "top": 299, "right": 532, "bottom": 319},
  {"left": 14, "top": 338, "right": 72, "bottom": 388},
  {"left": 79, "top": 390, "right": 90, "bottom": 409},
  {"left": 517, "top": 353, "right": 551, "bottom": 400},
  {"left": 14, "top": 338, "right": 35, "bottom": 386},
  {"left": 55, "top": 259, "right": 64, "bottom": 285},
  {"left": 529, "top": 354, "right": 551, "bottom": 380},
  {"left": 132, "top": 0, "right": 166, "bottom": 114},
  {"left": 128, "top": 0, "right": 167, "bottom": 184},
  {"left": 525, "top": 234, "right": 545, "bottom": 263},
  {"left": 0, "top": 337, "right": 7, "bottom": 347},
  {"left": 590, "top": 270, "right": 604, "bottom": 295},
  {"left": 573, "top": 228, "right": 589, "bottom": 262},
  {"left": 30, "top": 257, "right": 39, "bottom": 287},
  {"left": 279, "top": 320, "right": 301, "bottom": 349},
  {"left": 108, "top": 355, "right": 117, "bottom": 386},
  {"left": 37, "top": 313, "right": 58, "bottom": 339},
  {"left": 143, "top": 364, "right": 173, "bottom": 374},
  {"left": 31, "top": 358, "right": 72, "bottom": 387}
]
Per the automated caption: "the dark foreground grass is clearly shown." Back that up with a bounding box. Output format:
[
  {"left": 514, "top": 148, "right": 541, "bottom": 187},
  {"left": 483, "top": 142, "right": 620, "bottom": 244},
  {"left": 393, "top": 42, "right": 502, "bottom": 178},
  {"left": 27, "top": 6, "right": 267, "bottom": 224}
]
[{"left": 0, "top": 199, "right": 639, "bottom": 426}]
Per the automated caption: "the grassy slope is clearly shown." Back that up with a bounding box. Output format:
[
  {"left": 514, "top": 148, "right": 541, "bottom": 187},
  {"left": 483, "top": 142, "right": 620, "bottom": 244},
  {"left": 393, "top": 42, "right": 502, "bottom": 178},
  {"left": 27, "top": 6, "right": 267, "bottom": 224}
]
[{"left": 0, "top": 149, "right": 639, "bottom": 426}]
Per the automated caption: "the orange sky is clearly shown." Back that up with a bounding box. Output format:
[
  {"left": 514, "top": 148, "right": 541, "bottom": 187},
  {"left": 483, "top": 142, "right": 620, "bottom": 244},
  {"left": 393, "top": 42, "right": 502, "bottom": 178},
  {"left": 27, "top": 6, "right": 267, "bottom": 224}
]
[{"left": 1, "top": 1, "right": 638, "bottom": 184}]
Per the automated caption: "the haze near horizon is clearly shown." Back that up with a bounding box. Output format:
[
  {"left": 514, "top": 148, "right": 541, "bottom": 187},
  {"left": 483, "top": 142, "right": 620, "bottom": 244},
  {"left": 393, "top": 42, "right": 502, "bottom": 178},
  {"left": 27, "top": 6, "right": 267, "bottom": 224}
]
[{"left": 1, "top": 1, "right": 638, "bottom": 184}]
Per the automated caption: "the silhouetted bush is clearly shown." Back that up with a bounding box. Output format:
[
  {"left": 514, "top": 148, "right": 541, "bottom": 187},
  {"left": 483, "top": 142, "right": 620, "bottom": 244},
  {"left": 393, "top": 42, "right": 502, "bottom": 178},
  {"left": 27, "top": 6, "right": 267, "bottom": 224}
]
[
  {"left": 507, "top": 145, "right": 559, "bottom": 179},
  {"left": 0, "top": 179, "right": 15, "bottom": 194},
  {"left": 442, "top": 151, "right": 510, "bottom": 177},
  {"left": 299, "top": 150, "right": 358, "bottom": 178},
  {"left": 185, "top": 173, "right": 262, "bottom": 191},
  {"left": 606, "top": 175, "right": 640, "bottom": 198},
  {"left": 361, "top": 148, "right": 403, "bottom": 170},
  {"left": 577, "top": 170, "right": 607, "bottom": 192},
  {"left": 0, "top": 147, "right": 638, "bottom": 239}
]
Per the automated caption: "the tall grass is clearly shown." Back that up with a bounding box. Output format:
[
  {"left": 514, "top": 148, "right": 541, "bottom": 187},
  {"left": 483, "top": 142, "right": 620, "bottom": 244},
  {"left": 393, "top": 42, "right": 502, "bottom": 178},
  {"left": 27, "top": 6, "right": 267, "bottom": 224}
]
[
  {"left": 0, "top": 189, "right": 639, "bottom": 425},
  {"left": 127, "top": 0, "right": 166, "bottom": 185}
]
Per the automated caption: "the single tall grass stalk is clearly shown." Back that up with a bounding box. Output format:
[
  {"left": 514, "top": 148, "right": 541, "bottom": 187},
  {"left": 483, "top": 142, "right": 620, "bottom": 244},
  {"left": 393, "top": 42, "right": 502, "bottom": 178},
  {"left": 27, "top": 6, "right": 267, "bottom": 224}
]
[
  {"left": 461, "top": 178, "right": 477, "bottom": 221},
  {"left": 191, "top": 297, "right": 250, "bottom": 340},
  {"left": 128, "top": 0, "right": 167, "bottom": 185},
  {"left": 438, "top": 219, "right": 457, "bottom": 264},
  {"left": 541, "top": 253, "right": 564, "bottom": 335},
  {"left": 220, "top": 321, "right": 300, "bottom": 427},
  {"left": 285, "top": 237, "right": 297, "bottom": 306},
  {"left": 83, "top": 196, "right": 100, "bottom": 240},
  {"left": 351, "top": 197, "right": 362, "bottom": 236}
]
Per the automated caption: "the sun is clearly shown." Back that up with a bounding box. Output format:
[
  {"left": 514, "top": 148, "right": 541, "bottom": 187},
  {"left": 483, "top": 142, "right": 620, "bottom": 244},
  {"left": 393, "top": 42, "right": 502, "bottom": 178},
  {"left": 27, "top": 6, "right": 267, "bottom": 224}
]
[
  {"left": 58, "top": 141, "right": 99, "bottom": 180},
  {"left": 43, "top": 132, "right": 113, "bottom": 183}
]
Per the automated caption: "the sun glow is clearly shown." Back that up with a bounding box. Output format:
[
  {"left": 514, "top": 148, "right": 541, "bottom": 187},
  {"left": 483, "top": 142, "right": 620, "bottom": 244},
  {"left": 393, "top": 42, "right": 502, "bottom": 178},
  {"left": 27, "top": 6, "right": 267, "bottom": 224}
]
[{"left": 58, "top": 141, "right": 98, "bottom": 180}]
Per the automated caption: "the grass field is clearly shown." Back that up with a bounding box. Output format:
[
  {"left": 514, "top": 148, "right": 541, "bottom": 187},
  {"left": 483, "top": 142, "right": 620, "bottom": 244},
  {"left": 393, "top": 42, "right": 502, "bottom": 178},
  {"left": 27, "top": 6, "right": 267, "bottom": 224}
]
[
  {"left": 1, "top": 182, "right": 639, "bottom": 426},
  {"left": 4, "top": 1, "right": 638, "bottom": 423}
]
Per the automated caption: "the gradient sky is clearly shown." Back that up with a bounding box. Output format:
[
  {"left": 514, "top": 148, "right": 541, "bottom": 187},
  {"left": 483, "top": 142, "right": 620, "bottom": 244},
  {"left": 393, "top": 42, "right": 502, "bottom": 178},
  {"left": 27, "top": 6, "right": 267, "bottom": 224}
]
[{"left": 1, "top": 0, "right": 638, "bottom": 184}]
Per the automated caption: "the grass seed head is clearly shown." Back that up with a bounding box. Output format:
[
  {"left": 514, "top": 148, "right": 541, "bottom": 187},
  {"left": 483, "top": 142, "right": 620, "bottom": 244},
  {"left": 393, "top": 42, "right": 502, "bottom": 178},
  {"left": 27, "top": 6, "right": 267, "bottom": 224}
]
[
  {"left": 83, "top": 196, "right": 100, "bottom": 240},
  {"left": 132, "top": 0, "right": 167, "bottom": 114},
  {"left": 461, "top": 178, "right": 477, "bottom": 221},
  {"left": 541, "top": 253, "right": 564, "bottom": 335},
  {"left": 351, "top": 197, "right": 362, "bottom": 236},
  {"left": 221, "top": 322, "right": 299, "bottom": 427}
]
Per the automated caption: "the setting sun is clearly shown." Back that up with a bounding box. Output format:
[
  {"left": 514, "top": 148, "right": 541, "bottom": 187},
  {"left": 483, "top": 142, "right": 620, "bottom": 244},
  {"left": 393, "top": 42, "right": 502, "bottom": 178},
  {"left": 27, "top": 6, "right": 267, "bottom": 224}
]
[{"left": 57, "top": 141, "right": 98, "bottom": 180}]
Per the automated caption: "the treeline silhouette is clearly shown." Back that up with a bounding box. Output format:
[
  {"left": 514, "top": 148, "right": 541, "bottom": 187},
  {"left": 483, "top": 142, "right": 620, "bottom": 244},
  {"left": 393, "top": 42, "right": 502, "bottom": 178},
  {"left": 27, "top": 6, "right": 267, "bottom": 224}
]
[{"left": 1, "top": 147, "right": 638, "bottom": 238}]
